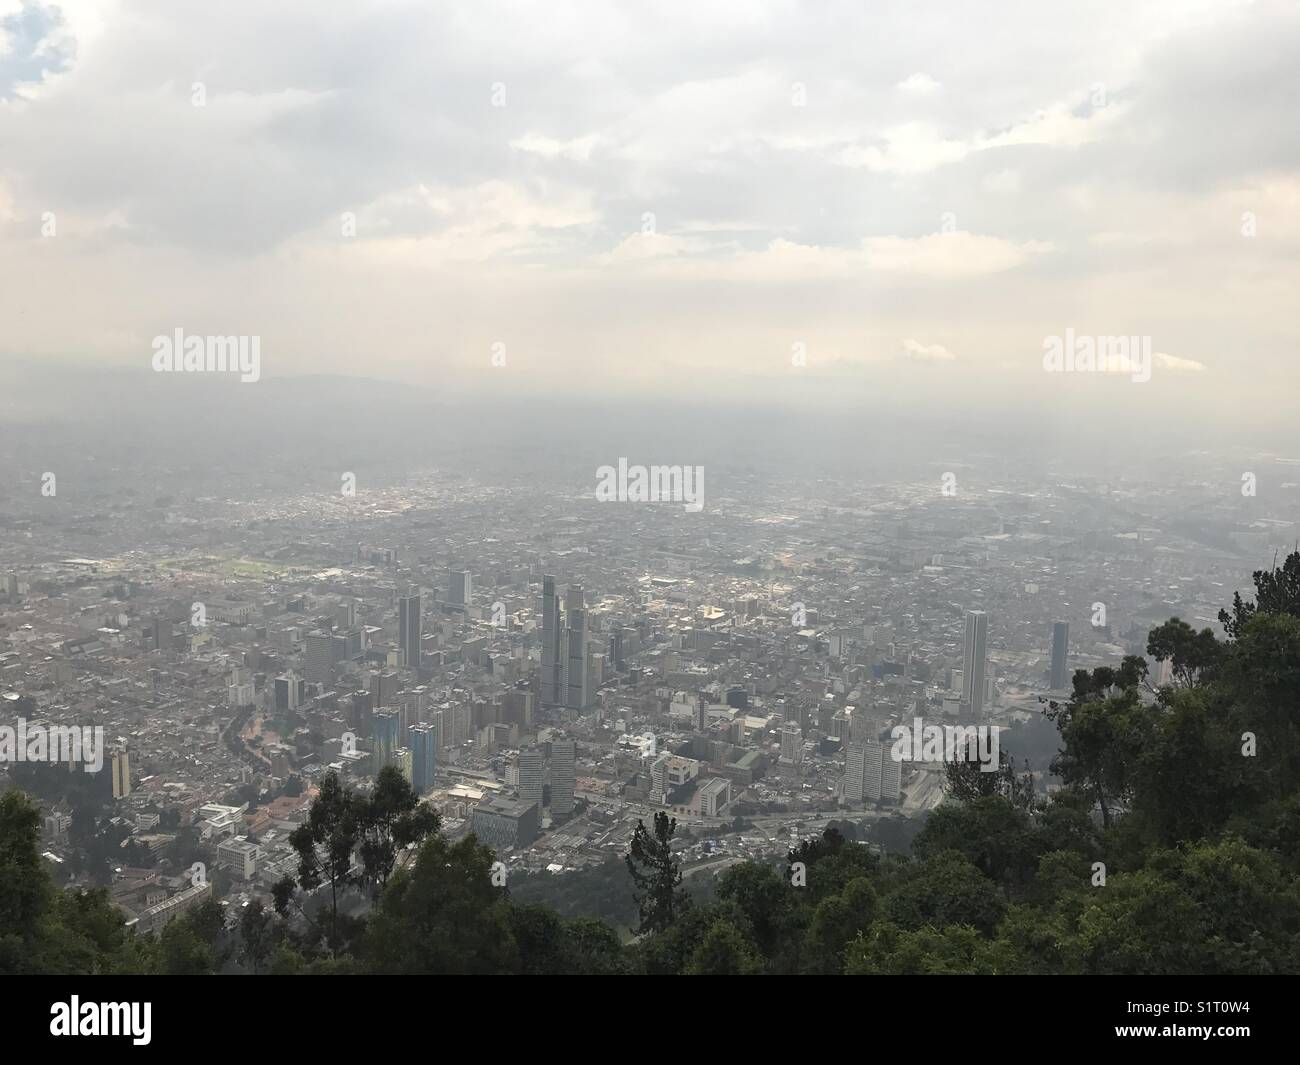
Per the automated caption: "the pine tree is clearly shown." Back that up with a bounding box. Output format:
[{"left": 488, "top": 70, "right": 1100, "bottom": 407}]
[{"left": 625, "top": 812, "right": 687, "bottom": 935}]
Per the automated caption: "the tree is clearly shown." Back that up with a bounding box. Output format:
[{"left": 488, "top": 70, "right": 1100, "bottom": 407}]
[
  {"left": 362, "top": 834, "right": 519, "bottom": 974},
  {"left": 684, "top": 919, "right": 764, "bottom": 975},
  {"left": 1146, "top": 618, "right": 1222, "bottom": 688},
  {"left": 239, "top": 899, "right": 274, "bottom": 975},
  {"left": 884, "top": 851, "right": 1006, "bottom": 937},
  {"left": 801, "top": 878, "right": 877, "bottom": 973},
  {"left": 1047, "top": 667, "right": 1153, "bottom": 828},
  {"left": 714, "top": 862, "right": 793, "bottom": 957},
  {"left": 914, "top": 796, "right": 1044, "bottom": 896},
  {"left": 943, "top": 748, "right": 1034, "bottom": 810},
  {"left": 625, "top": 812, "right": 688, "bottom": 935},
  {"left": 283, "top": 772, "right": 359, "bottom": 950},
  {"left": 846, "top": 923, "right": 998, "bottom": 975},
  {"left": 1219, "top": 550, "right": 1300, "bottom": 639},
  {"left": 356, "top": 766, "right": 440, "bottom": 896}
]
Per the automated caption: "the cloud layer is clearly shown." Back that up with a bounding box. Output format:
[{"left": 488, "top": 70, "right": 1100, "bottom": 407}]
[{"left": 1, "top": 0, "right": 1297, "bottom": 423}]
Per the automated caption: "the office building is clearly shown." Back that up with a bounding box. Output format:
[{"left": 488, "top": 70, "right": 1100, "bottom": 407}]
[
  {"left": 410, "top": 723, "right": 437, "bottom": 794},
  {"left": 1050, "top": 620, "right": 1069, "bottom": 690},
  {"left": 880, "top": 748, "right": 902, "bottom": 802},
  {"left": 470, "top": 796, "right": 540, "bottom": 851},
  {"left": 540, "top": 575, "right": 563, "bottom": 706},
  {"left": 398, "top": 590, "right": 421, "bottom": 669},
  {"left": 650, "top": 753, "right": 669, "bottom": 805},
  {"left": 274, "top": 671, "right": 303, "bottom": 711},
  {"left": 698, "top": 776, "right": 731, "bottom": 817},
  {"left": 373, "top": 710, "right": 400, "bottom": 774},
  {"left": 112, "top": 746, "right": 131, "bottom": 800},
  {"left": 780, "top": 724, "right": 802, "bottom": 765},
  {"left": 448, "top": 569, "right": 472, "bottom": 608},
  {"left": 550, "top": 738, "right": 576, "bottom": 819},
  {"left": 843, "top": 739, "right": 886, "bottom": 803},
  {"left": 563, "top": 585, "right": 589, "bottom": 710},
  {"left": 304, "top": 631, "right": 335, "bottom": 685},
  {"left": 962, "top": 610, "right": 988, "bottom": 718},
  {"left": 517, "top": 747, "right": 545, "bottom": 808},
  {"left": 216, "top": 837, "right": 262, "bottom": 879},
  {"left": 370, "top": 669, "right": 400, "bottom": 708}
]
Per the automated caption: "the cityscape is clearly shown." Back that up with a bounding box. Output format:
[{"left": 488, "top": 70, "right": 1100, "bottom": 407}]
[{"left": 1, "top": 0, "right": 1297, "bottom": 1023}]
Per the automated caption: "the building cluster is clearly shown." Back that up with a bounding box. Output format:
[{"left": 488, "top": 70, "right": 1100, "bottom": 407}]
[{"left": 0, "top": 461, "right": 1284, "bottom": 929}]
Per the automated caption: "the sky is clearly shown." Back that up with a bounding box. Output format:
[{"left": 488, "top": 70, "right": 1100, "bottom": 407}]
[{"left": 1, "top": 0, "right": 1297, "bottom": 434}]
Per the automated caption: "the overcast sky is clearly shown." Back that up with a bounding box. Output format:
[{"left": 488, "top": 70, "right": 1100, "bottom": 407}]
[{"left": 1, "top": 0, "right": 1297, "bottom": 432}]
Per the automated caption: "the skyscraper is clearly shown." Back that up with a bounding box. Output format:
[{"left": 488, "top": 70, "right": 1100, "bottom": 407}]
[
  {"left": 518, "top": 747, "right": 545, "bottom": 808},
  {"left": 780, "top": 724, "right": 802, "bottom": 765},
  {"left": 563, "top": 585, "right": 589, "bottom": 710},
  {"left": 540, "top": 576, "right": 563, "bottom": 707},
  {"left": 862, "top": 739, "right": 884, "bottom": 801},
  {"left": 843, "top": 741, "right": 866, "bottom": 803},
  {"left": 550, "top": 738, "right": 576, "bottom": 819},
  {"left": 373, "top": 710, "right": 400, "bottom": 774},
  {"left": 962, "top": 610, "right": 988, "bottom": 718},
  {"left": 880, "top": 748, "right": 902, "bottom": 802},
  {"left": 410, "top": 723, "right": 437, "bottom": 794},
  {"left": 111, "top": 746, "right": 131, "bottom": 800},
  {"left": 843, "top": 740, "right": 886, "bottom": 803},
  {"left": 275, "top": 670, "right": 303, "bottom": 711},
  {"left": 448, "top": 569, "right": 472, "bottom": 608},
  {"left": 1050, "top": 620, "right": 1070, "bottom": 690},
  {"left": 398, "top": 590, "right": 421, "bottom": 669},
  {"left": 304, "top": 631, "right": 335, "bottom": 685}
]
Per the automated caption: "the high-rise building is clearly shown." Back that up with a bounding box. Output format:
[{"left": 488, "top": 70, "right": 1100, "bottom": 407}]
[
  {"left": 540, "top": 576, "right": 563, "bottom": 706},
  {"left": 228, "top": 665, "right": 255, "bottom": 707},
  {"left": 373, "top": 710, "right": 400, "bottom": 774},
  {"left": 862, "top": 739, "right": 884, "bottom": 800},
  {"left": 848, "top": 706, "right": 877, "bottom": 743},
  {"left": 370, "top": 669, "right": 400, "bottom": 708},
  {"left": 274, "top": 670, "right": 303, "bottom": 711},
  {"left": 448, "top": 569, "right": 472, "bottom": 608},
  {"left": 1050, "top": 620, "right": 1070, "bottom": 690},
  {"left": 780, "top": 724, "right": 803, "bottom": 765},
  {"left": 843, "top": 740, "right": 886, "bottom": 803},
  {"left": 394, "top": 746, "right": 413, "bottom": 785},
  {"left": 111, "top": 746, "right": 131, "bottom": 800},
  {"left": 304, "top": 631, "right": 335, "bottom": 685},
  {"left": 962, "top": 610, "right": 988, "bottom": 718},
  {"left": 650, "top": 753, "right": 670, "bottom": 805},
  {"left": 410, "top": 724, "right": 437, "bottom": 794},
  {"left": 398, "top": 591, "right": 421, "bottom": 669},
  {"left": 880, "top": 747, "right": 902, "bottom": 802},
  {"left": 517, "top": 747, "right": 545, "bottom": 808},
  {"left": 843, "top": 742, "right": 866, "bottom": 803},
  {"left": 563, "top": 586, "right": 589, "bottom": 710},
  {"left": 550, "top": 738, "right": 576, "bottom": 819}
]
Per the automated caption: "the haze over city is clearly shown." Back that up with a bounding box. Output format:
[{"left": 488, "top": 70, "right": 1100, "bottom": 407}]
[{"left": 1, "top": 0, "right": 1298, "bottom": 1017}]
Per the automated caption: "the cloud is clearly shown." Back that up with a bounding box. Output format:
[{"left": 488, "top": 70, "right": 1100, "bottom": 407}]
[
  {"left": 510, "top": 133, "right": 598, "bottom": 162},
  {"left": 0, "top": 0, "right": 75, "bottom": 99},
  {"left": 896, "top": 72, "right": 941, "bottom": 95},
  {"left": 0, "top": 0, "right": 1289, "bottom": 418},
  {"left": 902, "top": 339, "right": 957, "bottom": 363},
  {"left": 1154, "top": 351, "right": 1207, "bottom": 373}
]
